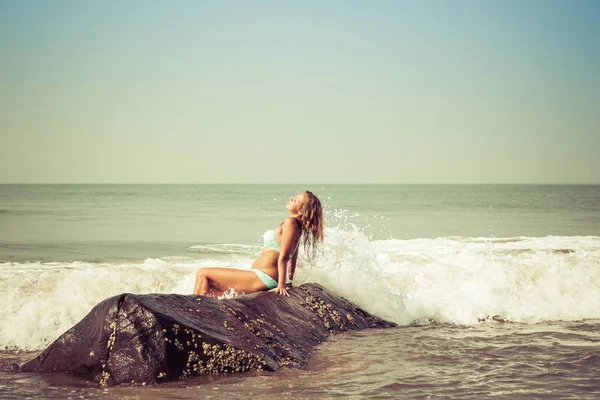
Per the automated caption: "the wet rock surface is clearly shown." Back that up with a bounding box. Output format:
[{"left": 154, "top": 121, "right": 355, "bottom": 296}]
[{"left": 20, "top": 283, "right": 396, "bottom": 386}]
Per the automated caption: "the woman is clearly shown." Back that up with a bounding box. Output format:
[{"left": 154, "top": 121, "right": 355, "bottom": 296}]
[{"left": 193, "top": 191, "right": 323, "bottom": 297}]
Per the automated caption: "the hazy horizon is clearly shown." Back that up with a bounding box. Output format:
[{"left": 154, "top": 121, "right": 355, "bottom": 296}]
[
  {"left": 2, "top": 182, "right": 599, "bottom": 186},
  {"left": 1, "top": 1, "right": 599, "bottom": 184}
]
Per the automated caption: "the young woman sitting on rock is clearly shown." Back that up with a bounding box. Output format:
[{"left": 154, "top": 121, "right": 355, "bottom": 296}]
[{"left": 193, "top": 191, "right": 324, "bottom": 297}]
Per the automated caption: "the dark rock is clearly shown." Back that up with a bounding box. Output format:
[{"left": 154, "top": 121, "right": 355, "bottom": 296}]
[{"left": 21, "top": 283, "right": 396, "bottom": 386}]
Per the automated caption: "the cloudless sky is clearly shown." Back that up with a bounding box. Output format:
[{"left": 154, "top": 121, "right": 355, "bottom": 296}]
[{"left": 1, "top": 0, "right": 599, "bottom": 183}]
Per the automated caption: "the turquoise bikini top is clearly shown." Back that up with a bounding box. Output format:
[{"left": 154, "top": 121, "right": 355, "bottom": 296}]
[
  {"left": 263, "top": 228, "right": 295, "bottom": 257},
  {"left": 263, "top": 229, "right": 281, "bottom": 252}
]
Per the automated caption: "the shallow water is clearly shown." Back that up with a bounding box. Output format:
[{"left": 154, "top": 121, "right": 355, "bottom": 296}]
[{"left": 3, "top": 321, "right": 600, "bottom": 399}]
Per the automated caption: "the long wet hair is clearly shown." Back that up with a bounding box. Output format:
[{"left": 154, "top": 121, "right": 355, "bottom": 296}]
[{"left": 298, "top": 190, "right": 324, "bottom": 263}]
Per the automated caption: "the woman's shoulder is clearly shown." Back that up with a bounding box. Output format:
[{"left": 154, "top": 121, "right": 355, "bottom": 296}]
[{"left": 281, "top": 217, "right": 301, "bottom": 231}]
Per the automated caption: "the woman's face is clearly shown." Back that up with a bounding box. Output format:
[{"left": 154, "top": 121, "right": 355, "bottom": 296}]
[{"left": 286, "top": 192, "right": 308, "bottom": 215}]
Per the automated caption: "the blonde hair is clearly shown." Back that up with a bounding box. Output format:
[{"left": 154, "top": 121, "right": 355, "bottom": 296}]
[{"left": 298, "top": 190, "right": 324, "bottom": 263}]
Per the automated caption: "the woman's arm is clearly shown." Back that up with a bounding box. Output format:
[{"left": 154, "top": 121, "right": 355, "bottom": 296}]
[
  {"left": 288, "top": 251, "right": 299, "bottom": 283},
  {"left": 270, "top": 217, "right": 300, "bottom": 296}
]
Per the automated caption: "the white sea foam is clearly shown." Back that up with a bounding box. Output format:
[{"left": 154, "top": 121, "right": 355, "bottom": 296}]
[
  {"left": 299, "top": 229, "right": 600, "bottom": 326},
  {"left": 1, "top": 230, "right": 600, "bottom": 350},
  {"left": 0, "top": 258, "right": 226, "bottom": 350},
  {"left": 188, "top": 244, "right": 260, "bottom": 254}
]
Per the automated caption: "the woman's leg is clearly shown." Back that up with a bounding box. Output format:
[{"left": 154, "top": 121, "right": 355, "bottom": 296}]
[{"left": 194, "top": 268, "right": 268, "bottom": 297}]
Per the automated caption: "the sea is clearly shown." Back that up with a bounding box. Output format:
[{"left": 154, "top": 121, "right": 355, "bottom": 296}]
[{"left": 0, "top": 184, "right": 599, "bottom": 399}]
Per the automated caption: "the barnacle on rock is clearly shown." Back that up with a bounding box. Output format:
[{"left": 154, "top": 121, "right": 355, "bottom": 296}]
[
  {"left": 301, "top": 295, "right": 346, "bottom": 332},
  {"left": 180, "top": 342, "right": 266, "bottom": 378}
]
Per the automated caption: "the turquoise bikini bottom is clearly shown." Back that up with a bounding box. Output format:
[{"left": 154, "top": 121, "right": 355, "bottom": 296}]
[{"left": 251, "top": 269, "right": 278, "bottom": 290}]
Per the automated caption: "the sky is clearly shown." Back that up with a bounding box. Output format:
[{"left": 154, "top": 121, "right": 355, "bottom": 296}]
[{"left": 0, "top": 0, "right": 599, "bottom": 184}]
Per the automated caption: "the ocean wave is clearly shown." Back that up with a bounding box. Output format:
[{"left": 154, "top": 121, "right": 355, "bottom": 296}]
[
  {"left": 1, "top": 232, "right": 599, "bottom": 350},
  {"left": 188, "top": 243, "right": 260, "bottom": 254},
  {"left": 300, "top": 231, "right": 600, "bottom": 327},
  {"left": 0, "top": 257, "right": 251, "bottom": 350}
]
